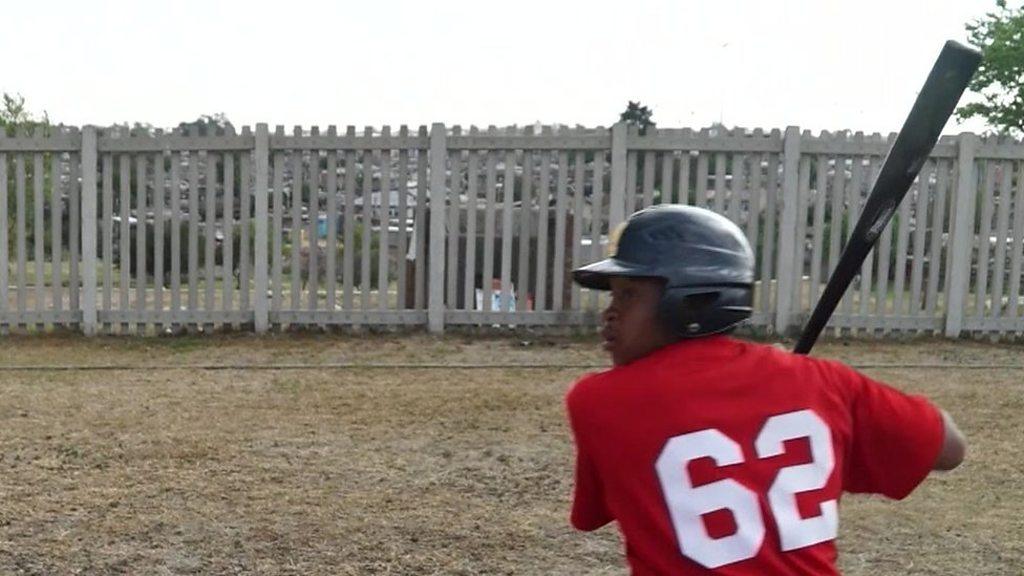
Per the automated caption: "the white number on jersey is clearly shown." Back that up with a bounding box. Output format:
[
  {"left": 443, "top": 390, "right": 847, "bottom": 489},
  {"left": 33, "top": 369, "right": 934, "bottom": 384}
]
[{"left": 654, "top": 409, "right": 837, "bottom": 569}]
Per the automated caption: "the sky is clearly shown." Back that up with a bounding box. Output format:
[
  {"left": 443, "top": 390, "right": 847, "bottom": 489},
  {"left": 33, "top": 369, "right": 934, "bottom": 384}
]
[{"left": 0, "top": 0, "right": 1001, "bottom": 135}]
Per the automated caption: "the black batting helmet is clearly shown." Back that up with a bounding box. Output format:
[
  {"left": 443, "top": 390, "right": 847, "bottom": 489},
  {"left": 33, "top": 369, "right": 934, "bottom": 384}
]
[{"left": 572, "top": 204, "right": 754, "bottom": 338}]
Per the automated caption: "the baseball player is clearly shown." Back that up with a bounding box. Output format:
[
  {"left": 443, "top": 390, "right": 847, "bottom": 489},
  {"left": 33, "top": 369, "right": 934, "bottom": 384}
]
[{"left": 566, "top": 204, "right": 965, "bottom": 575}]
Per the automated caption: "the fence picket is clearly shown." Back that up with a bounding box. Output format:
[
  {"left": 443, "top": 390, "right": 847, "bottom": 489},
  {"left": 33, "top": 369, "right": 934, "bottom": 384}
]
[
  {"left": 892, "top": 176, "right": 914, "bottom": 325},
  {"left": 860, "top": 154, "right": 880, "bottom": 329},
  {"left": 170, "top": 151, "right": 182, "bottom": 331},
  {"left": 120, "top": 153, "right": 132, "bottom": 332},
  {"left": 342, "top": 126, "right": 356, "bottom": 312},
  {"left": 32, "top": 153, "right": 44, "bottom": 327},
  {"left": 307, "top": 128, "right": 320, "bottom": 313},
  {"left": 729, "top": 154, "right": 745, "bottom": 226},
  {"left": 571, "top": 150, "right": 585, "bottom": 309},
  {"left": 589, "top": 146, "right": 606, "bottom": 312},
  {"left": 481, "top": 137, "right": 497, "bottom": 312},
  {"left": 15, "top": 154, "right": 25, "bottom": 328},
  {"left": 926, "top": 158, "right": 950, "bottom": 322},
  {"left": 910, "top": 162, "right": 933, "bottom": 322},
  {"left": 379, "top": 126, "right": 392, "bottom": 311},
  {"left": 991, "top": 160, "right": 1013, "bottom": 328},
  {"left": 69, "top": 148, "right": 80, "bottom": 319},
  {"left": 713, "top": 152, "right": 726, "bottom": 213},
  {"left": 153, "top": 144, "right": 165, "bottom": 324},
  {"left": 325, "top": 127, "right": 338, "bottom": 312},
  {"left": 414, "top": 126, "right": 428, "bottom": 311},
  {"left": 1008, "top": 161, "right": 1024, "bottom": 327},
  {"left": 876, "top": 135, "right": 897, "bottom": 328},
  {"left": 51, "top": 148, "right": 63, "bottom": 316},
  {"left": 696, "top": 152, "right": 709, "bottom": 209},
  {"left": 240, "top": 127, "right": 252, "bottom": 317},
  {"left": 0, "top": 146, "right": 7, "bottom": 332},
  {"left": 204, "top": 151, "right": 217, "bottom": 331},
  {"left": 553, "top": 150, "right": 569, "bottom": 312},
  {"left": 747, "top": 152, "right": 763, "bottom": 309},
  {"left": 272, "top": 127, "right": 286, "bottom": 321},
  {"left": 809, "top": 142, "right": 828, "bottom": 310},
  {"left": 463, "top": 129, "right": 479, "bottom": 311},
  {"left": 291, "top": 128, "right": 303, "bottom": 312},
  {"left": 842, "top": 150, "right": 862, "bottom": 328},
  {"left": 136, "top": 153, "right": 147, "bottom": 333},
  {"left": 517, "top": 137, "right": 532, "bottom": 313},
  {"left": 361, "top": 128, "right": 373, "bottom": 313},
  {"left": 223, "top": 147, "right": 235, "bottom": 316},
  {"left": 643, "top": 149, "right": 656, "bottom": 209},
  {"left": 794, "top": 155, "right": 809, "bottom": 314},
  {"left": 661, "top": 150, "right": 674, "bottom": 205},
  {"left": 396, "top": 126, "right": 409, "bottom": 309},
  {"left": 761, "top": 151, "right": 778, "bottom": 321},
  {"left": 187, "top": 148, "right": 200, "bottom": 328},
  {"left": 677, "top": 149, "right": 691, "bottom": 205},
  {"left": 499, "top": 149, "right": 515, "bottom": 314},
  {"left": 536, "top": 140, "right": 552, "bottom": 311},
  {"left": 445, "top": 125, "right": 463, "bottom": 311},
  {"left": 626, "top": 132, "right": 638, "bottom": 213},
  {"left": 974, "top": 161, "right": 996, "bottom": 322},
  {"left": 827, "top": 151, "right": 843, "bottom": 333}
]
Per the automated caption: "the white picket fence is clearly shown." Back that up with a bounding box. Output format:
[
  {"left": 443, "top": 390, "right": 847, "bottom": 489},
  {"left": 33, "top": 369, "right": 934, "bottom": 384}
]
[{"left": 0, "top": 122, "right": 1021, "bottom": 337}]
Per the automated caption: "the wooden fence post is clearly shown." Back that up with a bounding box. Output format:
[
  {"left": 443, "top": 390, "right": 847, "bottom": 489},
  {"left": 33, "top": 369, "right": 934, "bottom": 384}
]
[
  {"left": 81, "top": 126, "right": 98, "bottom": 336},
  {"left": 609, "top": 122, "right": 628, "bottom": 230},
  {"left": 0, "top": 128, "right": 6, "bottom": 334},
  {"left": 775, "top": 126, "right": 801, "bottom": 335},
  {"left": 945, "top": 132, "right": 978, "bottom": 338},
  {"left": 254, "top": 124, "right": 270, "bottom": 334},
  {"left": 428, "top": 123, "right": 447, "bottom": 333}
]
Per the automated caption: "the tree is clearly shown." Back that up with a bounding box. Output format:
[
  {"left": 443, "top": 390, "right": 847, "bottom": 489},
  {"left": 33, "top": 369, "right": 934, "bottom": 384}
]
[
  {"left": 0, "top": 92, "right": 49, "bottom": 136},
  {"left": 619, "top": 101, "right": 656, "bottom": 135},
  {"left": 956, "top": 0, "right": 1024, "bottom": 136},
  {"left": 177, "top": 113, "right": 234, "bottom": 135}
]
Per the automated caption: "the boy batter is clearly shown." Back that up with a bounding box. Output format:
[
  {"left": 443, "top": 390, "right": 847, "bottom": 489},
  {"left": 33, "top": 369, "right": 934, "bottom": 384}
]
[{"left": 566, "top": 204, "right": 965, "bottom": 575}]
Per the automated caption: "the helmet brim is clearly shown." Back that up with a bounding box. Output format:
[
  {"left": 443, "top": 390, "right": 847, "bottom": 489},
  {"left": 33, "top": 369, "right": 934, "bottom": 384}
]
[{"left": 571, "top": 258, "right": 661, "bottom": 290}]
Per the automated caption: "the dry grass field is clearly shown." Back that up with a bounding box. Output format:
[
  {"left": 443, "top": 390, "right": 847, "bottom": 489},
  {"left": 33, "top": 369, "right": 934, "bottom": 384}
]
[{"left": 0, "top": 332, "right": 1020, "bottom": 575}]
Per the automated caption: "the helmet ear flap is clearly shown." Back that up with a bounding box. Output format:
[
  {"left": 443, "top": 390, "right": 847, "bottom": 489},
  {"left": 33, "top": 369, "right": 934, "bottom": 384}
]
[
  {"left": 659, "top": 286, "right": 753, "bottom": 338},
  {"left": 682, "top": 292, "right": 719, "bottom": 310},
  {"left": 660, "top": 289, "right": 719, "bottom": 337}
]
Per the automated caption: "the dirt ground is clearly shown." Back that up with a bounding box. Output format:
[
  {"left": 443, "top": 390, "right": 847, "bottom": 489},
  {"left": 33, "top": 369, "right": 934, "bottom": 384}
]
[{"left": 0, "top": 332, "right": 1021, "bottom": 575}]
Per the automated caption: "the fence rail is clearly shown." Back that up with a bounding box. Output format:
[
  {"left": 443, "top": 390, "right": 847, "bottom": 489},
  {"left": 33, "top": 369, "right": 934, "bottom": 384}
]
[{"left": 2, "top": 122, "right": 1023, "bottom": 338}]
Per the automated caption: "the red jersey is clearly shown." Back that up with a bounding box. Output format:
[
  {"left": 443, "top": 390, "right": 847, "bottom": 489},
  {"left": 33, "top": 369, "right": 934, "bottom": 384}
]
[{"left": 566, "top": 336, "right": 944, "bottom": 575}]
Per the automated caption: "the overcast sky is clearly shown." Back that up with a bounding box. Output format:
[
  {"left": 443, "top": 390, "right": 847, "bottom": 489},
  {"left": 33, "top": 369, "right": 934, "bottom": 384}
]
[{"left": 0, "top": 0, "right": 1000, "bottom": 134}]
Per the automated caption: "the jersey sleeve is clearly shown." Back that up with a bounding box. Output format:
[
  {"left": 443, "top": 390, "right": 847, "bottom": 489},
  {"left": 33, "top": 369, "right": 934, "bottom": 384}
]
[
  {"left": 570, "top": 442, "right": 613, "bottom": 531},
  {"left": 566, "top": 380, "right": 613, "bottom": 531},
  {"left": 836, "top": 364, "right": 945, "bottom": 500}
]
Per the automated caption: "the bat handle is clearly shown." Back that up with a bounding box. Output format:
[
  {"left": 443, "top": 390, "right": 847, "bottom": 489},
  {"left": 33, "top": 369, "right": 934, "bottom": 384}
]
[
  {"left": 793, "top": 330, "right": 817, "bottom": 355},
  {"left": 792, "top": 271, "right": 847, "bottom": 354}
]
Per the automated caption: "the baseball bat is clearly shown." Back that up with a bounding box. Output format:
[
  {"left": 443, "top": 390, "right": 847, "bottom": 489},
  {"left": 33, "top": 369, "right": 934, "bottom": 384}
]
[{"left": 793, "top": 40, "right": 982, "bottom": 354}]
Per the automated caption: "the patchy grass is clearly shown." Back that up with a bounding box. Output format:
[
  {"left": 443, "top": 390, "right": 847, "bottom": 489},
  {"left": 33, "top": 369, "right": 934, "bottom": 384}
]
[{"left": 0, "top": 335, "right": 1020, "bottom": 575}]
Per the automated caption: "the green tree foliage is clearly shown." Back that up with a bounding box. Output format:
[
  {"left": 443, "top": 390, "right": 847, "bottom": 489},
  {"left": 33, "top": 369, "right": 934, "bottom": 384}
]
[
  {"left": 619, "top": 101, "right": 656, "bottom": 135},
  {"left": 0, "top": 92, "right": 49, "bottom": 136},
  {"left": 177, "top": 113, "right": 234, "bottom": 135},
  {"left": 957, "top": 1, "right": 1024, "bottom": 135}
]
